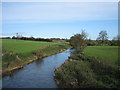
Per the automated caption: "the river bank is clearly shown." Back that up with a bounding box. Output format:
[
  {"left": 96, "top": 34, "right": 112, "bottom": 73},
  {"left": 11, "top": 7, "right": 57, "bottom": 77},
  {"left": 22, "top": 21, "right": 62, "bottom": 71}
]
[
  {"left": 2, "top": 49, "right": 71, "bottom": 88},
  {"left": 54, "top": 51, "right": 119, "bottom": 88},
  {"left": 2, "top": 44, "right": 71, "bottom": 78}
]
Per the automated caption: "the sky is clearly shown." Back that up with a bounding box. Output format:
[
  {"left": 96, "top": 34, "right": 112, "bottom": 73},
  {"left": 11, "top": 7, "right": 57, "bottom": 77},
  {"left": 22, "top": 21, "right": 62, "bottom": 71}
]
[{"left": 2, "top": 2, "right": 118, "bottom": 40}]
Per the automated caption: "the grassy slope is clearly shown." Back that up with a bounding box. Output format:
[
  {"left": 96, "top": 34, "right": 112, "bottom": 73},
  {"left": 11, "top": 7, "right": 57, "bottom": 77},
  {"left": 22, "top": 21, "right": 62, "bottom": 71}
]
[
  {"left": 2, "top": 39, "right": 70, "bottom": 74},
  {"left": 84, "top": 46, "right": 119, "bottom": 63}
]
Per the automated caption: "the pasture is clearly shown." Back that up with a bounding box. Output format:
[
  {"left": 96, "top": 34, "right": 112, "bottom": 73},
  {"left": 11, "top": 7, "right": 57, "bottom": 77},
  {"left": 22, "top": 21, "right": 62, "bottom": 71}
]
[
  {"left": 84, "top": 46, "right": 119, "bottom": 63},
  {"left": 2, "top": 39, "right": 70, "bottom": 72},
  {"left": 2, "top": 39, "right": 68, "bottom": 54}
]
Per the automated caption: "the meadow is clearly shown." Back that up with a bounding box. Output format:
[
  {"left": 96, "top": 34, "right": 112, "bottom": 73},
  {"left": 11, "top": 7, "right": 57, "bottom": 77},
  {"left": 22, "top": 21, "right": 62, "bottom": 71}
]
[
  {"left": 2, "top": 39, "right": 68, "bottom": 54},
  {"left": 84, "top": 46, "right": 119, "bottom": 63},
  {"left": 2, "top": 39, "right": 70, "bottom": 76}
]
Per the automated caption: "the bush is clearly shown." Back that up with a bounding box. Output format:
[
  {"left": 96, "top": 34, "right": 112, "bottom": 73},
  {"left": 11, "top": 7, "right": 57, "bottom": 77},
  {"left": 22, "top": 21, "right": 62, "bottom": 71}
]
[
  {"left": 55, "top": 53, "right": 119, "bottom": 88},
  {"left": 55, "top": 61, "right": 97, "bottom": 88}
]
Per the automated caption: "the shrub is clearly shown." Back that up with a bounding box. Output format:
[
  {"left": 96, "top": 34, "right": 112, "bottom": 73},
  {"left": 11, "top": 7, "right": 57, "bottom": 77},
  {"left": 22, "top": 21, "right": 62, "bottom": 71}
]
[
  {"left": 55, "top": 61, "right": 97, "bottom": 88},
  {"left": 55, "top": 53, "right": 119, "bottom": 88}
]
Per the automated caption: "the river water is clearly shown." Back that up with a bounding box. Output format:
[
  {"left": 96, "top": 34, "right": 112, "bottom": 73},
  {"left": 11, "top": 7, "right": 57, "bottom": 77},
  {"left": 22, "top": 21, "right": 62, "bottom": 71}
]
[{"left": 2, "top": 49, "right": 71, "bottom": 88}]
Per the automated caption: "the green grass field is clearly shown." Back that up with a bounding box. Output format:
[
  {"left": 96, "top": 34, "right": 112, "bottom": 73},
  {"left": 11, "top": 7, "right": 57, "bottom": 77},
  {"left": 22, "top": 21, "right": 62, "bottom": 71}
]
[
  {"left": 84, "top": 46, "right": 119, "bottom": 63},
  {"left": 2, "top": 39, "right": 70, "bottom": 72},
  {"left": 2, "top": 39, "right": 68, "bottom": 54}
]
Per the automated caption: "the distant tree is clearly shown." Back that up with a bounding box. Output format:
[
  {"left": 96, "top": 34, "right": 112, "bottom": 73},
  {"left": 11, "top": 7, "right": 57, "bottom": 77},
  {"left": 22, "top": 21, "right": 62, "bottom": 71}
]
[
  {"left": 16, "top": 33, "right": 22, "bottom": 38},
  {"left": 2, "top": 37, "right": 11, "bottom": 39},
  {"left": 111, "top": 35, "right": 120, "bottom": 46},
  {"left": 16, "top": 33, "right": 19, "bottom": 37},
  {"left": 86, "top": 38, "right": 93, "bottom": 46},
  {"left": 12, "top": 36, "right": 16, "bottom": 39},
  {"left": 96, "top": 30, "right": 108, "bottom": 45},
  {"left": 70, "top": 30, "right": 88, "bottom": 52},
  {"left": 30, "top": 36, "right": 35, "bottom": 40}
]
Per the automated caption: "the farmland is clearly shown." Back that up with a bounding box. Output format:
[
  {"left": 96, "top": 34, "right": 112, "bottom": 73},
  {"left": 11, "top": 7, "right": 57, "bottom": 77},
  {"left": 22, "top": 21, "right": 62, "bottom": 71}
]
[
  {"left": 2, "top": 39, "right": 68, "bottom": 54},
  {"left": 2, "top": 39, "right": 70, "bottom": 76},
  {"left": 84, "top": 46, "right": 119, "bottom": 63}
]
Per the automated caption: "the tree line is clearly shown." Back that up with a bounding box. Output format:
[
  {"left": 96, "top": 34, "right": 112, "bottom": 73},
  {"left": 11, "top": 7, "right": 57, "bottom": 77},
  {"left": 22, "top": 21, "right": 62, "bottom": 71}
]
[
  {"left": 87, "top": 30, "right": 119, "bottom": 46},
  {"left": 1, "top": 36, "right": 69, "bottom": 42},
  {"left": 1, "top": 30, "right": 119, "bottom": 46},
  {"left": 70, "top": 30, "right": 119, "bottom": 52}
]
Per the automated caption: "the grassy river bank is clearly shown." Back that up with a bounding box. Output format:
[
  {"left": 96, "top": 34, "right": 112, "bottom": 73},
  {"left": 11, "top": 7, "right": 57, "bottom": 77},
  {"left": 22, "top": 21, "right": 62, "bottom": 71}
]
[
  {"left": 1, "top": 39, "right": 70, "bottom": 77},
  {"left": 55, "top": 46, "right": 119, "bottom": 88}
]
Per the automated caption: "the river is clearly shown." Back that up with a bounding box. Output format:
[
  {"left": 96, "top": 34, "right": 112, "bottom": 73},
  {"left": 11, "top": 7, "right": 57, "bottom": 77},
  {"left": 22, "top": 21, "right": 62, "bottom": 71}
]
[{"left": 2, "top": 49, "right": 72, "bottom": 88}]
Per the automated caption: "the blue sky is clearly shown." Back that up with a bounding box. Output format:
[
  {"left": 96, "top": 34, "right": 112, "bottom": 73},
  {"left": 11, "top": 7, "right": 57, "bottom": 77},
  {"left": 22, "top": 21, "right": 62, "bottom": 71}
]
[{"left": 2, "top": 2, "right": 118, "bottom": 40}]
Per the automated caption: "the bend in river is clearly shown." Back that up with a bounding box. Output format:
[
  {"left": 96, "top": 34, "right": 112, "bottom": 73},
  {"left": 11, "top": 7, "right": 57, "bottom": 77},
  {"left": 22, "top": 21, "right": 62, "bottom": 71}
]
[{"left": 2, "top": 49, "right": 72, "bottom": 88}]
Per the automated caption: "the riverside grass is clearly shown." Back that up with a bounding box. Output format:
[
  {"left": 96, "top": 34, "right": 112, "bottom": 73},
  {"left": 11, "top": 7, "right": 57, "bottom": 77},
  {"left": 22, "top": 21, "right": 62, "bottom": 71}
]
[
  {"left": 84, "top": 46, "right": 119, "bottom": 63},
  {"left": 2, "top": 39, "right": 70, "bottom": 76},
  {"left": 55, "top": 46, "right": 119, "bottom": 88}
]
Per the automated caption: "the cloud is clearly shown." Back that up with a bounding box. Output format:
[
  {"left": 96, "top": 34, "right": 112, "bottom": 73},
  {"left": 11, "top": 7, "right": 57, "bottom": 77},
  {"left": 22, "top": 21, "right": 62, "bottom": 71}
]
[{"left": 2, "top": 2, "right": 118, "bottom": 23}]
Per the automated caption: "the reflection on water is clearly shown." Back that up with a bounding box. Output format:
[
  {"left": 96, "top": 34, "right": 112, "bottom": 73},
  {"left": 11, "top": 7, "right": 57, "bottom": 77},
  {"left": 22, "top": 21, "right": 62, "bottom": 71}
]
[{"left": 2, "top": 49, "right": 71, "bottom": 88}]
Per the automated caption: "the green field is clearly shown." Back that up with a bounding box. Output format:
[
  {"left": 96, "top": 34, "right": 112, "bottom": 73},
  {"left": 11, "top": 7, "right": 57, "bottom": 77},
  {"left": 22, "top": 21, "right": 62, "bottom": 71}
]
[
  {"left": 2, "top": 39, "right": 70, "bottom": 73},
  {"left": 84, "top": 46, "right": 119, "bottom": 63},
  {"left": 2, "top": 39, "right": 68, "bottom": 54}
]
